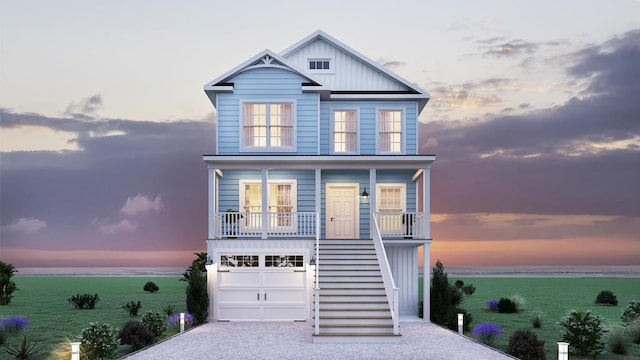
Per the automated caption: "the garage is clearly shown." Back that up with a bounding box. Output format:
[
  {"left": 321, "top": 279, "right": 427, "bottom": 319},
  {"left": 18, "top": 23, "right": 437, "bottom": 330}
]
[{"left": 215, "top": 253, "right": 309, "bottom": 321}]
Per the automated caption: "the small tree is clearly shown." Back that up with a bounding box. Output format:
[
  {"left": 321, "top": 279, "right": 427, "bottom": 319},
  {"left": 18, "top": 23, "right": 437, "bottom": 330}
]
[
  {"left": 0, "top": 261, "right": 18, "bottom": 305},
  {"left": 429, "top": 260, "right": 474, "bottom": 332},
  {"left": 559, "top": 309, "right": 605, "bottom": 356},
  {"left": 184, "top": 254, "right": 208, "bottom": 325}
]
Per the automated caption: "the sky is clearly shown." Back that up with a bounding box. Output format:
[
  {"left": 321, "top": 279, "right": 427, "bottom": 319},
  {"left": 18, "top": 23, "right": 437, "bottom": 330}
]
[{"left": 1, "top": 0, "right": 639, "bottom": 268}]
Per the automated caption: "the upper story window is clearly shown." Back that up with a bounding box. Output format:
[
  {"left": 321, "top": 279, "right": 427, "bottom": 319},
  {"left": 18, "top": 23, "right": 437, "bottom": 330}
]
[
  {"left": 331, "top": 109, "right": 358, "bottom": 154},
  {"left": 376, "top": 109, "right": 405, "bottom": 154},
  {"left": 309, "top": 59, "right": 330, "bottom": 70},
  {"left": 241, "top": 101, "right": 296, "bottom": 151}
]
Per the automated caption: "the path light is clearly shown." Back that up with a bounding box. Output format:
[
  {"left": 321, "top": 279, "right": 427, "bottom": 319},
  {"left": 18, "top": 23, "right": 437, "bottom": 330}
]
[
  {"left": 180, "top": 312, "right": 185, "bottom": 333},
  {"left": 457, "top": 313, "right": 464, "bottom": 334},
  {"left": 558, "top": 342, "right": 569, "bottom": 360},
  {"left": 70, "top": 342, "right": 80, "bottom": 360}
]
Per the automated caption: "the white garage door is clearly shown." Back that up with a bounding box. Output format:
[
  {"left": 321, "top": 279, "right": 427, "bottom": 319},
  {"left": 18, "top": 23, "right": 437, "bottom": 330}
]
[{"left": 216, "top": 254, "right": 307, "bottom": 321}]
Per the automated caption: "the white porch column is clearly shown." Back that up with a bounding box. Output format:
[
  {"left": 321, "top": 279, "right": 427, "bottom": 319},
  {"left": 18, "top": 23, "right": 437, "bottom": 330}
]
[
  {"left": 369, "top": 168, "right": 377, "bottom": 215},
  {"left": 315, "top": 168, "right": 321, "bottom": 230},
  {"left": 423, "top": 241, "right": 431, "bottom": 322},
  {"left": 261, "top": 169, "right": 268, "bottom": 239},
  {"left": 208, "top": 166, "right": 216, "bottom": 239},
  {"left": 423, "top": 166, "right": 431, "bottom": 239}
]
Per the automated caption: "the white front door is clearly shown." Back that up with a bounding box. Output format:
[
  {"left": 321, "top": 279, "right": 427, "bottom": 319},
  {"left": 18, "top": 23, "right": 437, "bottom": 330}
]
[{"left": 326, "top": 184, "right": 358, "bottom": 239}]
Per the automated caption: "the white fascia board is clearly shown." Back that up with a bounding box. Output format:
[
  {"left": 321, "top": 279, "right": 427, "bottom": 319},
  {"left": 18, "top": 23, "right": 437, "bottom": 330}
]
[
  {"left": 202, "top": 155, "right": 435, "bottom": 170},
  {"left": 281, "top": 30, "right": 430, "bottom": 99}
]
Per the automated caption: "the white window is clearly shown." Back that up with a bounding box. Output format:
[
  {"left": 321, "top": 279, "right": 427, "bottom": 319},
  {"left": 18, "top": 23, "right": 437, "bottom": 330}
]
[
  {"left": 376, "top": 184, "right": 406, "bottom": 234},
  {"left": 239, "top": 180, "right": 297, "bottom": 232},
  {"left": 377, "top": 109, "right": 405, "bottom": 154},
  {"left": 241, "top": 101, "right": 295, "bottom": 151},
  {"left": 331, "top": 109, "right": 358, "bottom": 154},
  {"left": 309, "top": 59, "right": 330, "bottom": 70}
]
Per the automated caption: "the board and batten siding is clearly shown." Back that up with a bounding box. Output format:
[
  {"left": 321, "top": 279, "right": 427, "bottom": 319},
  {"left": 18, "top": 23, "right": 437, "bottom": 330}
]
[
  {"left": 283, "top": 38, "right": 407, "bottom": 92},
  {"left": 216, "top": 67, "right": 319, "bottom": 155},
  {"left": 319, "top": 101, "right": 417, "bottom": 155},
  {"left": 386, "top": 246, "right": 419, "bottom": 316}
]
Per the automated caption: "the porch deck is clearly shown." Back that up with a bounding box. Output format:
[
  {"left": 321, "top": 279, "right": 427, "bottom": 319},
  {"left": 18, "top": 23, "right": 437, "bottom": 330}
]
[{"left": 123, "top": 321, "right": 515, "bottom": 360}]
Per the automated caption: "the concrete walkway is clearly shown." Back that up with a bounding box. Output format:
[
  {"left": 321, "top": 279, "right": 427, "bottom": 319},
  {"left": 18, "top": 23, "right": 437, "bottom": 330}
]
[{"left": 123, "top": 322, "right": 515, "bottom": 360}]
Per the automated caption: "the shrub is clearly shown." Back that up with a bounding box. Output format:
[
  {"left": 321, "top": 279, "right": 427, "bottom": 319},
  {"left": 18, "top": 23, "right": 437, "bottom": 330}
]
[
  {"left": 594, "top": 290, "right": 618, "bottom": 306},
  {"left": 141, "top": 311, "right": 166, "bottom": 338},
  {"left": 471, "top": 322, "right": 503, "bottom": 347},
  {"left": 531, "top": 312, "right": 542, "bottom": 328},
  {"left": 163, "top": 304, "right": 176, "bottom": 316},
  {"left": 628, "top": 320, "right": 640, "bottom": 344},
  {"left": 185, "top": 257, "right": 209, "bottom": 325},
  {"left": 143, "top": 281, "right": 159, "bottom": 293},
  {"left": 68, "top": 294, "right": 99, "bottom": 309},
  {"left": 0, "top": 316, "right": 29, "bottom": 336},
  {"left": 497, "top": 297, "right": 517, "bottom": 313},
  {"left": 117, "top": 321, "right": 155, "bottom": 351},
  {"left": 0, "top": 261, "right": 18, "bottom": 305},
  {"left": 462, "top": 284, "right": 476, "bottom": 296},
  {"left": 79, "top": 322, "right": 118, "bottom": 360},
  {"left": 429, "top": 260, "right": 475, "bottom": 330},
  {"left": 168, "top": 313, "right": 194, "bottom": 331},
  {"left": 3, "top": 335, "right": 44, "bottom": 359},
  {"left": 122, "top": 300, "right": 142, "bottom": 317},
  {"left": 606, "top": 326, "right": 629, "bottom": 355},
  {"left": 486, "top": 299, "right": 499, "bottom": 312},
  {"left": 621, "top": 300, "right": 640, "bottom": 323},
  {"left": 559, "top": 309, "right": 605, "bottom": 356},
  {"left": 506, "top": 328, "right": 546, "bottom": 360}
]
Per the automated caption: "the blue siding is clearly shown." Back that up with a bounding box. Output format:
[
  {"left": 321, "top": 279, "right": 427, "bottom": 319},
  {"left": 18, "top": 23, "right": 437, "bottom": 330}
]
[
  {"left": 319, "top": 101, "right": 417, "bottom": 155},
  {"left": 217, "top": 67, "right": 319, "bottom": 155}
]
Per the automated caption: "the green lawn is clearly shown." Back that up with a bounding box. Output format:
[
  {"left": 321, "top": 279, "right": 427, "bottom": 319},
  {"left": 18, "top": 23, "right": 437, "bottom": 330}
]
[
  {"left": 420, "top": 277, "right": 640, "bottom": 359},
  {"left": 0, "top": 277, "right": 187, "bottom": 359}
]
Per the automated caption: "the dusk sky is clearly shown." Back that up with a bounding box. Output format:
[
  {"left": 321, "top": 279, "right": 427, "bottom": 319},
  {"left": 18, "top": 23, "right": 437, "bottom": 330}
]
[{"left": 1, "top": 1, "right": 639, "bottom": 268}]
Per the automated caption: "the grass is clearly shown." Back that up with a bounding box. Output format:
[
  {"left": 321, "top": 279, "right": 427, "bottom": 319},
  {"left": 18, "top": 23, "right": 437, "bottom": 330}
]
[
  {"left": 0, "top": 277, "right": 187, "bottom": 359},
  {"left": 420, "top": 277, "right": 640, "bottom": 359}
]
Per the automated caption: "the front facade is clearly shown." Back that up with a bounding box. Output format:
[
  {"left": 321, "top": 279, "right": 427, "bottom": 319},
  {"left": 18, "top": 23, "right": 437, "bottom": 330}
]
[{"left": 203, "top": 31, "right": 434, "bottom": 341}]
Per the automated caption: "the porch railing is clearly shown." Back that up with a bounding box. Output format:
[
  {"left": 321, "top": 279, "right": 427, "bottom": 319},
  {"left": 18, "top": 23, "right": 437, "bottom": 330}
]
[
  {"left": 375, "top": 212, "right": 425, "bottom": 238},
  {"left": 371, "top": 213, "right": 399, "bottom": 335},
  {"left": 215, "top": 212, "right": 317, "bottom": 238}
]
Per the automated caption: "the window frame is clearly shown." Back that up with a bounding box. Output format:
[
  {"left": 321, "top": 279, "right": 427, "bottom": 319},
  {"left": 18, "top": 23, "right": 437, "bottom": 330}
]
[
  {"left": 375, "top": 183, "right": 407, "bottom": 213},
  {"left": 375, "top": 107, "right": 406, "bottom": 154},
  {"left": 239, "top": 179, "right": 298, "bottom": 232},
  {"left": 307, "top": 58, "right": 334, "bottom": 74},
  {"left": 239, "top": 100, "right": 297, "bottom": 152},
  {"left": 330, "top": 108, "right": 360, "bottom": 154}
]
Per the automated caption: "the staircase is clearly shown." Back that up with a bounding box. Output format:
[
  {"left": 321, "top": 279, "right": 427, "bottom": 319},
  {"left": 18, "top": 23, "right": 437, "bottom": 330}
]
[{"left": 312, "top": 239, "right": 401, "bottom": 343}]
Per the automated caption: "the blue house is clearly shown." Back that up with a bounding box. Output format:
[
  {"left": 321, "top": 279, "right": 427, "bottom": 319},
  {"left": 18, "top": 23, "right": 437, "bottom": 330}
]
[{"left": 203, "top": 31, "right": 434, "bottom": 343}]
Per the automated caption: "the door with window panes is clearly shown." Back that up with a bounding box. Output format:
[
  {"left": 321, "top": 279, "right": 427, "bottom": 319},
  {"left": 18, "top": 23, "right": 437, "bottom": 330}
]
[{"left": 241, "top": 181, "right": 296, "bottom": 233}]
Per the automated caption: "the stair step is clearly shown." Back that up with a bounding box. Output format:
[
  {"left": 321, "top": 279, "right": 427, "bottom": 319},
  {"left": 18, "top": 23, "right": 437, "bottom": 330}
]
[
  {"left": 317, "top": 276, "right": 383, "bottom": 282},
  {"left": 314, "top": 317, "right": 393, "bottom": 325},
  {"left": 318, "top": 324, "right": 394, "bottom": 335},
  {"left": 317, "top": 295, "right": 387, "bottom": 302},
  {"left": 316, "top": 310, "right": 392, "bottom": 317},
  {"left": 317, "top": 302, "right": 389, "bottom": 310},
  {"left": 321, "top": 260, "right": 379, "bottom": 266},
  {"left": 319, "top": 270, "right": 381, "bottom": 276},
  {"left": 318, "top": 282, "right": 383, "bottom": 289},
  {"left": 319, "top": 288, "right": 386, "bottom": 295},
  {"left": 319, "top": 249, "right": 376, "bottom": 254},
  {"left": 321, "top": 265, "right": 380, "bottom": 271}
]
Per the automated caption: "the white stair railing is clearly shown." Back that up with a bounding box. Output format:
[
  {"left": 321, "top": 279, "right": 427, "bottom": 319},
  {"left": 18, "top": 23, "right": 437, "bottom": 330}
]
[
  {"left": 314, "top": 211, "right": 320, "bottom": 335},
  {"left": 371, "top": 213, "right": 399, "bottom": 335}
]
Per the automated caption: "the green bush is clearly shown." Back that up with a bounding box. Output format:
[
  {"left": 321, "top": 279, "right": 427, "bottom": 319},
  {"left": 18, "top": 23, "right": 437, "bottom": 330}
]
[
  {"left": 506, "top": 328, "right": 546, "bottom": 360},
  {"left": 3, "top": 335, "right": 44, "bottom": 359},
  {"left": 143, "top": 281, "right": 159, "bottom": 293},
  {"left": 621, "top": 300, "right": 640, "bottom": 323},
  {"left": 141, "top": 311, "right": 166, "bottom": 338},
  {"left": 497, "top": 297, "right": 517, "bottom": 313},
  {"left": 68, "top": 294, "right": 100, "bottom": 309},
  {"left": 531, "top": 312, "right": 542, "bottom": 328},
  {"left": 559, "top": 309, "right": 605, "bottom": 356},
  {"left": 117, "top": 321, "right": 154, "bottom": 351},
  {"left": 79, "top": 322, "right": 118, "bottom": 360},
  {"left": 122, "top": 300, "right": 142, "bottom": 317},
  {"left": 163, "top": 304, "right": 176, "bottom": 316},
  {"left": 0, "top": 261, "right": 18, "bottom": 305},
  {"left": 628, "top": 320, "right": 640, "bottom": 344},
  {"left": 606, "top": 326, "right": 629, "bottom": 355},
  {"left": 429, "top": 260, "right": 475, "bottom": 331},
  {"left": 594, "top": 290, "right": 618, "bottom": 306},
  {"left": 185, "top": 256, "right": 209, "bottom": 325}
]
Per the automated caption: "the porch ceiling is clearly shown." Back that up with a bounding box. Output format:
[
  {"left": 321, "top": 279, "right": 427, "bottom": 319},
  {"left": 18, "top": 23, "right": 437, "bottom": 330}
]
[{"left": 202, "top": 155, "right": 435, "bottom": 170}]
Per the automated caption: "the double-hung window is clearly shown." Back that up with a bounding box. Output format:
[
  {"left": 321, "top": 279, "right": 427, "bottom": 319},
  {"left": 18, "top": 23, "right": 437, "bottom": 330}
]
[
  {"left": 377, "top": 109, "right": 404, "bottom": 154},
  {"left": 241, "top": 101, "right": 295, "bottom": 151},
  {"left": 331, "top": 109, "right": 358, "bottom": 154},
  {"left": 376, "top": 184, "right": 406, "bottom": 235}
]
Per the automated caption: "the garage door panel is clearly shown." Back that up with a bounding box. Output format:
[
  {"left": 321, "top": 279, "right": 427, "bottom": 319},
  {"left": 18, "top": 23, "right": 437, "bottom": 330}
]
[
  {"left": 218, "top": 289, "right": 260, "bottom": 302},
  {"left": 218, "top": 272, "right": 261, "bottom": 286},
  {"left": 265, "top": 289, "right": 306, "bottom": 303},
  {"left": 219, "top": 306, "right": 261, "bottom": 320},
  {"left": 263, "top": 271, "right": 306, "bottom": 286},
  {"left": 263, "top": 306, "right": 305, "bottom": 321}
]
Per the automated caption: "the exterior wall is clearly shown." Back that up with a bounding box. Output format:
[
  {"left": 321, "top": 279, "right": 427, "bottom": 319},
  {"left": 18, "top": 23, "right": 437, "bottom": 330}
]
[
  {"left": 319, "top": 101, "right": 418, "bottom": 155},
  {"left": 283, "top": 38, "right": 406, "bottom": 91},
  {"left": 217, "top": 67, "right": 319, "bottom": 155},
  {"left": 386, "top": 246, "right": 419, "bottom": 316}
]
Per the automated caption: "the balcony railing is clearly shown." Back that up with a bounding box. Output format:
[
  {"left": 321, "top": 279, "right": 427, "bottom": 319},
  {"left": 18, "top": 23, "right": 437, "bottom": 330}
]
[
  {"left": 215, "top": 211, "right": 317, "bottom": 238},
  {"left": 375, "top": 212, "right": 425, "bottom": 238}
]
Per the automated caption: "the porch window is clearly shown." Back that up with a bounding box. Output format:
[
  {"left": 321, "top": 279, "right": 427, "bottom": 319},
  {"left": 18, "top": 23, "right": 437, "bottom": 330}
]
[
  {"left": 377, "top": 109, "right": 404, "bottom": 154},
  {"left": 376, "top": 184, "right": 406, "bottom": 234},
  {"left": 241, "top": 101, "right": 295, "bottom": 151},
  {"left": 239, "top": 180, "right": 297, "bottom": 232},
  {"left": 331, "top": 110, "right": 358, "bottom": 154}
]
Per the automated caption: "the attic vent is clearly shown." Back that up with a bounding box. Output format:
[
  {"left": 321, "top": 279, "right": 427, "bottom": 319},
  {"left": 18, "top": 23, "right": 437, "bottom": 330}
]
[
  {"left": 262, "top": 55, "right": 274, "bottom": 64},
  {"left": 309, "top": 59, "right": 330, "bottom": 70}
]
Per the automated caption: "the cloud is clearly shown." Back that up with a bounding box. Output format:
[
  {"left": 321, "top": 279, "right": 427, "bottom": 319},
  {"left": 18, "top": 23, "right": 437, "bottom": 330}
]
[
  {"left": 427, "top": 78, "right": 516, "bottom": 116},
  {"left": 380, "top": 60, "right": 406, "bottom": 70},
  {"left": 1, "top": 217, "right": 47, "bottom": 234},
  {"left": 64, "top": 94, "right": 103, "bottom": 119},
  {"left": 121, "top": 194, "right": 164, "bottom": 216},
  {"left": 480, "top": 39, "right": 538, "bottom": 57},
  {"left": 97, "top": 219, "right": 138, "bottom": 235}
]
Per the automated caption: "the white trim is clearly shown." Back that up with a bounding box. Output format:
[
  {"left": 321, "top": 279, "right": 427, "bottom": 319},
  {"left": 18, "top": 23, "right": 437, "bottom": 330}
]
[
  {"left": 329, "top": 107, "right": 360, "bottom": 155},
  {"left": 325, "top": 183, "right": 359, "bottom": 239},
  {"left": 375, "top": 107, "right": 406, "bottom": 155},
  {"left": 203, "top": 155, "right": 436, "bottom": 170},
  {"left": 239, "top": 99, "right": 297, "bottom": 152}
]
